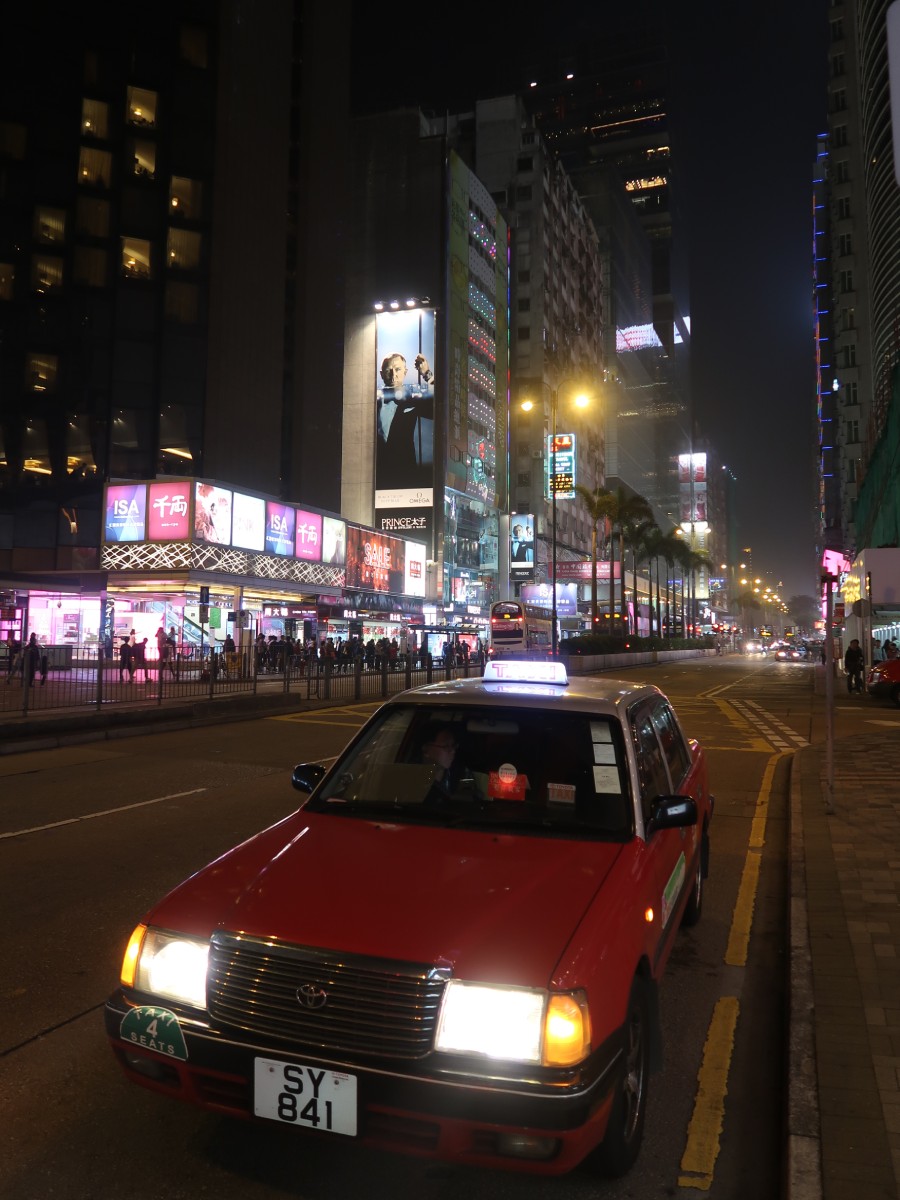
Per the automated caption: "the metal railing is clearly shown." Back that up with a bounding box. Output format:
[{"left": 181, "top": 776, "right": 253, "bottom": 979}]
[{"left": 1, "top": 645, "right": 482, "bottom": 718}]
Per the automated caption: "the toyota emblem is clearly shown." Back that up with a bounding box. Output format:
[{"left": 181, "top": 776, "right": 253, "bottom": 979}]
[{"left": 296, "top": 983, "right": 328, "bottom": 1009}]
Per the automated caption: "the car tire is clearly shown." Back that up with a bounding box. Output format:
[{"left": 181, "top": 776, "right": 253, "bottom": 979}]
[
  {"left": 586, "top": 978, "right": 650, "bottom": 1178},
  {"left": 681, "top": 832, "right": 707, "bottom": 928},
  {"left": 890, "top": 684, "right": 900, "bottom": 708}
]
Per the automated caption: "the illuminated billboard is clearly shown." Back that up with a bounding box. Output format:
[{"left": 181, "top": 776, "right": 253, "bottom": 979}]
[
  {"left": 510, "top": 514, "right": 535, "bottom": 583},
  {"left": 546, "top": 434, "right": 576, "bottom": 500},
  {"left": 232, "top": 492, "right": 265, "bottom": 552},
  {"left": 678, "top": 453, "right": 708, "bottom": 524},
  {"left": 374, "top": 309, "right": 436, "bottom": 503},
  {"left": 374, "top": 309, "right": 435, "bottom": 552},
  {"left": 322, "top": 516, "right": 346, "bottom": 565},
  {"left": 147, "top": 481, "right": 190, "bottom": 540},
  {"left": 346, "top": 526, "right": 405, "bottom": 594},
  {"left": 295, "top": 509, "right": 322, "bottom": 561},
  {"left": 105, "top": 483, "right": 146, "bottom": 542},
  {"left": 265, "top": 501, "right": 295, "bottom": 557},
  {"left": 404, "top": 539, "right": 427, "bottom": 598},
  {"left": 194, "top": 483, "right": 232, "bottom": 544}
]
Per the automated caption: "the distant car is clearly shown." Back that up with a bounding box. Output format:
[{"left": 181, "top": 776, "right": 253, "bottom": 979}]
[
  {"left": 744, "top": 640, "right": 766, "bottom": 655},
  {"left": 106, "top": 660, "right": 714, "bottom": 1181},
  {"left": 774, "top": 644, "right": 807, "bottom": 662},
  {"left": 866, "top": 658, "right": 900, "bottom": 705}
]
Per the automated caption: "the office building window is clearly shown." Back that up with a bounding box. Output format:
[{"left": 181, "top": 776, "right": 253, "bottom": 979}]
[
  {"left": 165, "top": 281, "right": 199, "bottom": 323},
  {"left": 843, "top": 381, "right": 858, "bottom": 406},
  {"left": 67, "top": 415, "right": 97, "bottom": 476},
  {"left": 130, "top": 139, "right": 156, "bottom": 179},
  {"left": 81, "top": 98, "right": 109, "bottom": 138},
  {"left": 837, "top": 196, "right": 851, "bottom": 219},
  {"left": 844, "top": 344, "right": 856, "bottom": 368},
  {"left": 839, "top": 269, "right": 854, "bottom": 293},
  {"left": 78, "top": 146, "right": 111, "bottom": 188},
  {"left": 179, "top": 26, "right": 208, "bottom": 67},
  {"left": 73, "top": 246, "right": 107, "bottom": 287},
  {"left": 0, "top": 263, "right": 14, "bottom": 300},
  {"left": 846, "top": 419, "right": 859, "bottom": 444},
  {"left": 27, "top": 354, "right": 59, "bottom": 392},
  {"left": 127, "top": 86, "right": 158, "bottom": 128},
  {"left": 76, "top": 197, "right": 110, "bottom": 238},
  {"left": 31, "top": 255, "right": 64, "bottom": 293},
  {"left": 834, "top": 160, "right": 849, "bottom": 183},
  {"left": 516, "top": 185, "right": 533, "bottom": 202},
  {"left": 169, "top": 176, "right": 202, "bottom": 219},
  {"left": 167, "top": 228, "right": 201, "bottom": 270},
  {"left": 518, "top": 327, "right": 531, "bottom": 340},
  {"left": 0, "top": 121, "right": 26, "bottom": 158},
  {"left": 35, "top": 207, "right": 66, "bottom": 243},
  {"left": 832, "top": 124, "right": 847, "bottom": 148},
  {"left": 121, "top": 237, "right": 152, "bottom": 279},
  {"left": 839, "top": 232, "right": 853, "bottom": 255},
  {"left": 518, "top": 298, "right": 530, "bottom": 312},
  {"left": 842, "top": 307, "right": 855, "bottom": 330}
]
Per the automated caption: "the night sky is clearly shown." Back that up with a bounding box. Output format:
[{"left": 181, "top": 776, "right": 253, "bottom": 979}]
[{"left": 351, "top": 1, "right": 830, "bottom": 601}]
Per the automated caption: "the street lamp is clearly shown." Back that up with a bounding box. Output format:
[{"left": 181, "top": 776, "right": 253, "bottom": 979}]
[{"left": 521, "top": 381, "right": 590, "bottom": 655}]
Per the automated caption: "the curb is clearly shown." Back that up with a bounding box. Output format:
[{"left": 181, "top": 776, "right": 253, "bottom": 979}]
[{"left": 786, "top": 747, "right": 822, "bottom": 1200}]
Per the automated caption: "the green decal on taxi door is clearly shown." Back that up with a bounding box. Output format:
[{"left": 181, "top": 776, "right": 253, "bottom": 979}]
[{"left": 661, "top": 853, "right": 686, "bottom": 928}]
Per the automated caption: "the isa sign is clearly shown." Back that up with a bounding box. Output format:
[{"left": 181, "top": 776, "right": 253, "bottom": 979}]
[{"left": 105, "top": 484, "right": 146, "bottom": 542}]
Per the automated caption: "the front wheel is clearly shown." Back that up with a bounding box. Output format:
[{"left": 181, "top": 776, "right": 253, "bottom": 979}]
[
  {"left": 586, "top": 978, "right": 650, "bottom": 1178},
  {"left": 890, "top": 684, "right": 900, "bottom": 708},
  {"left": 681, "top": 831, "right": 707, "bottom": 927}
]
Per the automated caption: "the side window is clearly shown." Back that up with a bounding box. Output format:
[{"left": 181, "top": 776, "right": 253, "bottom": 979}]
[
  {"left": 650, "top": 702, "right": 692, "bottom": 791},
  {"left": 630, "top": 705, "right": 671, "bottom": 826}
]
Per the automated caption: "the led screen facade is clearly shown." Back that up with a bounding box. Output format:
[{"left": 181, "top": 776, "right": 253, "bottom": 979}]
[
  {"left": 547, "top": 434, "right": 576, "bottom": 501},
  {"left": 265, "top": 501, "right": 295, "bottom": 557},
  {"left": 148, "top": 481, "right": 190, "bottom": 540},
  {"left": 232, "top": 492, "right": 265, "bottom": 551},
  {"left": 346, "top": 526, "right": 406, "bottom": 594},
  {"left": 194, "top": 483, "right": 233, "bottom": 544},
  {"left": 105, "top": 483, "right": 147, "bottom": 542}
]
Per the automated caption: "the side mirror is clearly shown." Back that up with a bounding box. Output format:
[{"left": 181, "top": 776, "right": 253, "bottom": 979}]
[
  {"left": 292, "top": 763, "right": 327, "bottom": 794},
  {"left": 646, "top": 795, "right": 697, "bottom": 837}
]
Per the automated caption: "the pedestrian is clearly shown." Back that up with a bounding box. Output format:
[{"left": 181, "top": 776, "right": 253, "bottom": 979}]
[
  {"left": 24, "top": 633, "right": 41, "bottom": 688},
  {"left": 119, "top": 636, "right": 133, "bottom": 682},
  {"left": 5, "top": 633, "right": 22, "bottom": 683},
  {"left": 132, "top": 637, "right": 149, "bottom": 681},
  {"left": 843, "top": 638, "right": 865, "bottom": 694},
  {"left": 885, "top": 640, "right": 898, "bottom": 660}
]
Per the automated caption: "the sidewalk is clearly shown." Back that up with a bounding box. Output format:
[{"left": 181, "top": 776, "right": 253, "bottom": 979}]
[{"left": 788, "top": 688, "right": 900, "bottom": 1200}]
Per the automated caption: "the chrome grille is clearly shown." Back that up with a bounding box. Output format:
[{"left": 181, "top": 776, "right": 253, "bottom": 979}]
[{"left": 207, "top": 932, "right": 449, "bottom": 1060}]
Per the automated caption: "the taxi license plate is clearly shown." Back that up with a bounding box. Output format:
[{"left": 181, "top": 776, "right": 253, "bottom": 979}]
[{"left": 253, "top": 1058, "right": 357, "bottom": 1136}]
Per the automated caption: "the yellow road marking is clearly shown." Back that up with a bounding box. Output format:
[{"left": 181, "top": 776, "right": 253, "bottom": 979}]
[
  {"left": 269, "top": 714, "right": 368, "bottom": 726},
  {"left": 724, "top": 852, "right": 762, "bottom": 967},
  {"left": 678, "top": 996, "right": 740, "bottom": 1189},
  {"left": 750, "top": 752, "right": 787, "bottom": 849}
]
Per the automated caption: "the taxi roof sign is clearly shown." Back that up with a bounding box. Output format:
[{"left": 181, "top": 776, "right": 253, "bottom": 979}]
[{"left": 482, "top": 661, "right": 569, "bottom": 685}]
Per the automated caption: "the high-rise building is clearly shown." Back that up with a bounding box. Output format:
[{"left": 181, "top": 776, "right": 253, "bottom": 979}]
[{"left": 0, "top": 1, "right": 350, "bottom": 572}]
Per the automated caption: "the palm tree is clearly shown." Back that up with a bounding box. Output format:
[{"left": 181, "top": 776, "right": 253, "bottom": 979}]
[
  {"left": 623, "top": 516, "right": 656, "bottom": 635},
  {"left": 574, "top": 484, "right": 616, "bottom": 629},
  {"left": 608, "top": 489, "right": 653, "bottom": 638},
  {"left": 656, "top": 528, "right": 684, "bottom": 642},
  {"left": 640, "top": 525, "right": 666, "bottom": 639}
]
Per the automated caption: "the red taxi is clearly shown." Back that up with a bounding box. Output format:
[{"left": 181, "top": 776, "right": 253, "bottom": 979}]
[{"left": 106, "top": 661, "right": 713, "bottom": 1180}]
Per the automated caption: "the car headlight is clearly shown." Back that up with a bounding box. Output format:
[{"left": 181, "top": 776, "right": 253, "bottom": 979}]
[
  {"left": 120, "top": 924, "right": 210, "bottom": 1010},
  {"left": 434, "top": 981, "right": 591, "bottom": 1067}
]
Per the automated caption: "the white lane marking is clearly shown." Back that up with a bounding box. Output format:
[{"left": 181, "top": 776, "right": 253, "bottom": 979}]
[{"left": 0, "top": 788, "right": 208, "bottom": 840}]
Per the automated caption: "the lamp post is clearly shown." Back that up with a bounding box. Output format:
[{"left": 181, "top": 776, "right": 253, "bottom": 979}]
[{"left": 522, "top": 381, "right": 589, "bottom": 656}]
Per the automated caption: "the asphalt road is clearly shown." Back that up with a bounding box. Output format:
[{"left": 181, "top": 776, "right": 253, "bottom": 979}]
[{"left": 0, "top": 655, "right": 817, "bottom": 1199}]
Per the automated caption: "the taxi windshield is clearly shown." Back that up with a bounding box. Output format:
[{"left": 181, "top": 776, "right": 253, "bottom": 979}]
[{"left": 307, "top": 704, "right": 633, "bottom": 838}]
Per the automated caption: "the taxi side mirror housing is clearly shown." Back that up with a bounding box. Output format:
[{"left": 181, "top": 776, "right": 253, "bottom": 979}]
[
  {"left": 646, "top": 795, "right": 697, "bottom": 837},
  {"left": 292, "top": 763, "right": 327, "bottom": 794}
]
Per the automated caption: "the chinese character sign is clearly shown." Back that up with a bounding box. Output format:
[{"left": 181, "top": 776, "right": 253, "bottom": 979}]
[
  {"left": 546, "top": 434, "right": 576, "bottom": 500},
  {"left": 148, "top": 481, "right": 190, "bottom": 540},
  {"left": 295, "top": 510, "right": 322, "bottom": 561}
]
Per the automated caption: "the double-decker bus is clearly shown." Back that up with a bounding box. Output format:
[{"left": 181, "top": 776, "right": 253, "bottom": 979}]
[{"left": 488, "top": 600, "right": 554, "bottom": 659}]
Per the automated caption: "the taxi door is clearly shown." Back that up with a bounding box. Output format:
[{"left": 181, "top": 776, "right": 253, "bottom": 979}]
[{"left": 629, "top": 698, "right": 697, "bottom": 975}]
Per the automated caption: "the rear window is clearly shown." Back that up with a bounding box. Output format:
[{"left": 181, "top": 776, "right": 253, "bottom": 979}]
[{"left": 308, "top": 704, "right": 633, "bottom": 838}]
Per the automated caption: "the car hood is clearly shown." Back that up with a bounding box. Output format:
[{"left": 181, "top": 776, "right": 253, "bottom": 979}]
[{"left": 148, "top": 812, "right": 624, "bottom": 987}]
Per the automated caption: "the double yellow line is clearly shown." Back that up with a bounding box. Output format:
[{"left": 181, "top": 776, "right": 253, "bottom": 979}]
[{"left": 678, "top": 751, "right": 787, "bottom": 1190}]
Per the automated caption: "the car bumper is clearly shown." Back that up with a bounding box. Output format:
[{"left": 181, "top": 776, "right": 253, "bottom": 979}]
[
  {"left": 105, "top": 991, "right": 619, "bottom": 1175},
  {"left": 866, "top": 680, "right": 894, "bottom": 698}
]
